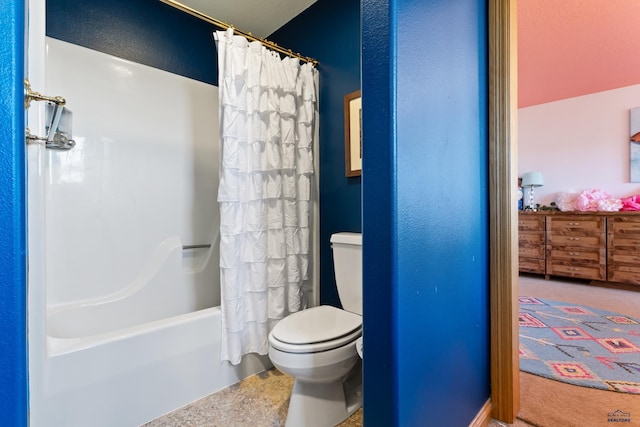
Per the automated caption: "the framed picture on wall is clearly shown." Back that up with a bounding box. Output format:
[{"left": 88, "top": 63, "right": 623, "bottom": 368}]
[
  {"left": 344, "top": 90, "right": 362, "bottom": 177},
  {"left": 631, "top": 107, "right": 640, "bottom": 182}
]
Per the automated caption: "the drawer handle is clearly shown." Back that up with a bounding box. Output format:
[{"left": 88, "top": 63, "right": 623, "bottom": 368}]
[
  {"left": 568, "top": 267, "right": 581, "bottom": 271},
  {"left": 567, "top": 237, "right": 581, "bottom": 241},
  {"left": 567, "top": 222, "right": 580, "bottom": 226},
  {"left": 567, "top": 252, "right": 580, "bottom": 256}
]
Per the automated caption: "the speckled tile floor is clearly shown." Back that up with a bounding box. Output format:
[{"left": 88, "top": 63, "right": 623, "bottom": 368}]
[
  {"left": 143, "top": 368, "right": 362, "bottom": 427},
  {"left": 143, "top": 366, "right": 534, "bottom": 427}
]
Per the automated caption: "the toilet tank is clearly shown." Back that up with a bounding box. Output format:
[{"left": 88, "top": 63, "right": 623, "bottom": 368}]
[{"left": 330, "top": 232, "right": 362, "bottom": 315}]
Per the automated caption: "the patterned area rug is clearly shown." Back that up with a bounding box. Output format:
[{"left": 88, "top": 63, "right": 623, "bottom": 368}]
[{"left": 519, "top": 296, "right": 640, "bottom": 394}]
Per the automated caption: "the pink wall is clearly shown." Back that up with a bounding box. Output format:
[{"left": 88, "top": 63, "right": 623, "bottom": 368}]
[
  {"left": 519, "top": 84, "right": 640, "bottom": 206},
  {"left": 519, "top": 0, "right": 640, "bottom": 108},
  {"left": 519, "top": 0, "right": 640, "bottom": 207}
]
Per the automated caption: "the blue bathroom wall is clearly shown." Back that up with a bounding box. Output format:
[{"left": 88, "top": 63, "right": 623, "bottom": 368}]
[
  {"left": 49, "top": 0, "right": 360, "bottom": 309},
  {"left": 46, "top": 0, "right": 218, "bottom": 85},
  {"left": 360, "top": 0, "right": 395, "bottom": 424},
  {"left": 362, "top": 0, "right": 490, "bottom": 425},
  {"left": 0, "top": 1, "right": 28, "bottom": 425},
  {"left": 270, "top": 0, "right": 361, "bottom": 308}
]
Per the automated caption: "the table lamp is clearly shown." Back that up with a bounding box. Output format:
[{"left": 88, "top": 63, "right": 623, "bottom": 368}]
[{"left": 521, "top": 172, "right": 544, "bottom": 211}]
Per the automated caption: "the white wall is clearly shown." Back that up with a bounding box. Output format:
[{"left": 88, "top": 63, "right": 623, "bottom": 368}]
[
  {"left": 44, "top": 38, "right": 220, "bottom": 307},
  {"left": 519, "top": 84, "right": 640, "bottom": 206}
]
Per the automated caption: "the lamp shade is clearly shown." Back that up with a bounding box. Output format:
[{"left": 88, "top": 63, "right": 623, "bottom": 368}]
[{"left": 521, "top": 172, "right": 544, "bottom": 187}]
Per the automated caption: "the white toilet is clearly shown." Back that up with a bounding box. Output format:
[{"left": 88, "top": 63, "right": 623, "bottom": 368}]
[{"left": 268, "top": 232, "right": 363, "bottom": 427}]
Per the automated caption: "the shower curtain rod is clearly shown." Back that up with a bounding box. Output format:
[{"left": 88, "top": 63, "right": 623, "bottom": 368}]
[{"left": 160, "top": 0, "right": 319, "bottom": 66}]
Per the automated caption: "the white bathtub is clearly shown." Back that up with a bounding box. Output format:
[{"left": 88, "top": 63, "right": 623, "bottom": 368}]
[
  {"left": 36, "top": 238, "right": 271, "bottom": 427},
  {"left": 37, "top": 306, "right": 271, "bottom": 427}
]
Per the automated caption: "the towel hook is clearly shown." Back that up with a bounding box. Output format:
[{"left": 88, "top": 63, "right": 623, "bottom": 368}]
[{"left": 24, "top": 79, "right": 66, "bottom": 109}]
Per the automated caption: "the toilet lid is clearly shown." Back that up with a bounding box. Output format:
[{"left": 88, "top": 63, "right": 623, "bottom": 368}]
[
  {"left": 271, "top": 305, "right": 362, "bottom": 346},
  {"left": 269, "top": 326, "right": 361, "bottom": 354}
]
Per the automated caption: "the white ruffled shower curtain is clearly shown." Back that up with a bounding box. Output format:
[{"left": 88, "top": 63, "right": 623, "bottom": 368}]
[{"left": 215, "top": 29, "right": 318, "bottom": 365}]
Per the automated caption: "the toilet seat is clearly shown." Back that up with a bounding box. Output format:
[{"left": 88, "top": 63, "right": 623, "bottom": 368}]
[{"left": 270, "top": 305, "right": 362, "bottom": 354}]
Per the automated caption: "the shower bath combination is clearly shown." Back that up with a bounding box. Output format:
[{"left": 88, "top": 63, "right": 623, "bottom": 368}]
[{"left": 27, "top": 38, "right": 271, "bottom": 427}]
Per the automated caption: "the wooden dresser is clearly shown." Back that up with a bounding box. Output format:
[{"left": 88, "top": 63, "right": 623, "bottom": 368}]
[
  {"left": 518, "top": 211, "right": 640, "bottom": 287},
  {"left": 607, "top": 216, "right": 640, "bottom": 285},
  {"left": 517, "top": 214, "right": 545, "bottom": 274},
  {"left": 545, "top": 214, "right": 606, "bottom": 281}
]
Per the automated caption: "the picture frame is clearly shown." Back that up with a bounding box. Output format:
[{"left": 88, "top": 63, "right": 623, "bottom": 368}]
[
  {"left": 344, "top": 90, "right": 362, "bottom": 177},
  {"left": 630, "top": 107, "right": 640, "bottom": 182}
]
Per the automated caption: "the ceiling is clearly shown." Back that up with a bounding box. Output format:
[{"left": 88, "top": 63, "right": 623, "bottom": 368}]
[
  {"left": 176, "top": 0, "right": 317, "bottom": 39},
  {"left": 519, "top": 0, "right": 640, "bottom": 108},
  {"left": 174, "top": 0, "right": 639, "bottom": 109}
]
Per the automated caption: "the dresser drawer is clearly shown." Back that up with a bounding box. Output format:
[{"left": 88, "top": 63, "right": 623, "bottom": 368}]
[
  {"left": 609, "top": 219, "right": 640, "bottom": 235},
  {"left": 548, "top": 234, "right": 603, "bottom": 248},
  {"left": 518, "top": 231, "right": 545, "bottom": 258},
  {"left": 548, "top": 248, "right": 602, "bottom": 263},
  {"left": 547, "top": 216, "right": 606, "bottom": 250},
  {"left": 519, "top": 231, "right": 544, "bottom": 246},
  {"left": 607, "top": 216, "right": 640, "bottom": 285},
  {"left": 608, "top": 265, "right": 640, "bottom": 285},
  {"left": 518, "top": 213, "right": 546, "bottom": 275},
  {"left": 548, "top": 217, "right": 603, "bottom": 233},
  {"left": 547, "top": 262, "right": 605, "bottom": 281},
  {"left": 608, "top": 221, "right": 640, "bottom": 251},
  {"left": 610, "top": 252, "right": 640, "bottom": 264},
  {"left": 519, "top": 245, "right": 544, "bottom": 259},
  {"left": 609, "top": 235, "right": 640, "bottom": 251},
  {"left": 519, "top": 258, "right": 545, "bottom": 274},
  {"left": 518, "top": 216, "right": 545, "bottom": 232}
]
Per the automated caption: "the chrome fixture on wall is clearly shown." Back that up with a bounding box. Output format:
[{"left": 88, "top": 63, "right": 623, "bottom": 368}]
[{"left": 24, "top": 79, "right": 76, "bottom": 150}]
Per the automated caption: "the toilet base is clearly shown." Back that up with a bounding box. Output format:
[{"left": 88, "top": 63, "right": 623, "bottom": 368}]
[{"left": 285, "top": 360, "right": 362, "bottom": 427}]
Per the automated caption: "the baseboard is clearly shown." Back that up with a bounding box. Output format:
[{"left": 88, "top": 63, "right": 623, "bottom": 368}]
[
  {"left": 469, "top": 399, "right": 493, "bottom": 427},
  {"left": 588, "top": 279, "right": 640, "bottom": 293}
]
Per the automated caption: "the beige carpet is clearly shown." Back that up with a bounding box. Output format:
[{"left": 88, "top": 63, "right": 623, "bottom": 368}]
[{"left": 518, "top": 275, "right": 640, "bottom": 427}]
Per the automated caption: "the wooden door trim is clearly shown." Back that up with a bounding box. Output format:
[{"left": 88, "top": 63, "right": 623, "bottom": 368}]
[{"left": 489, "top": 0, "right": 519, "bottom": 422}]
